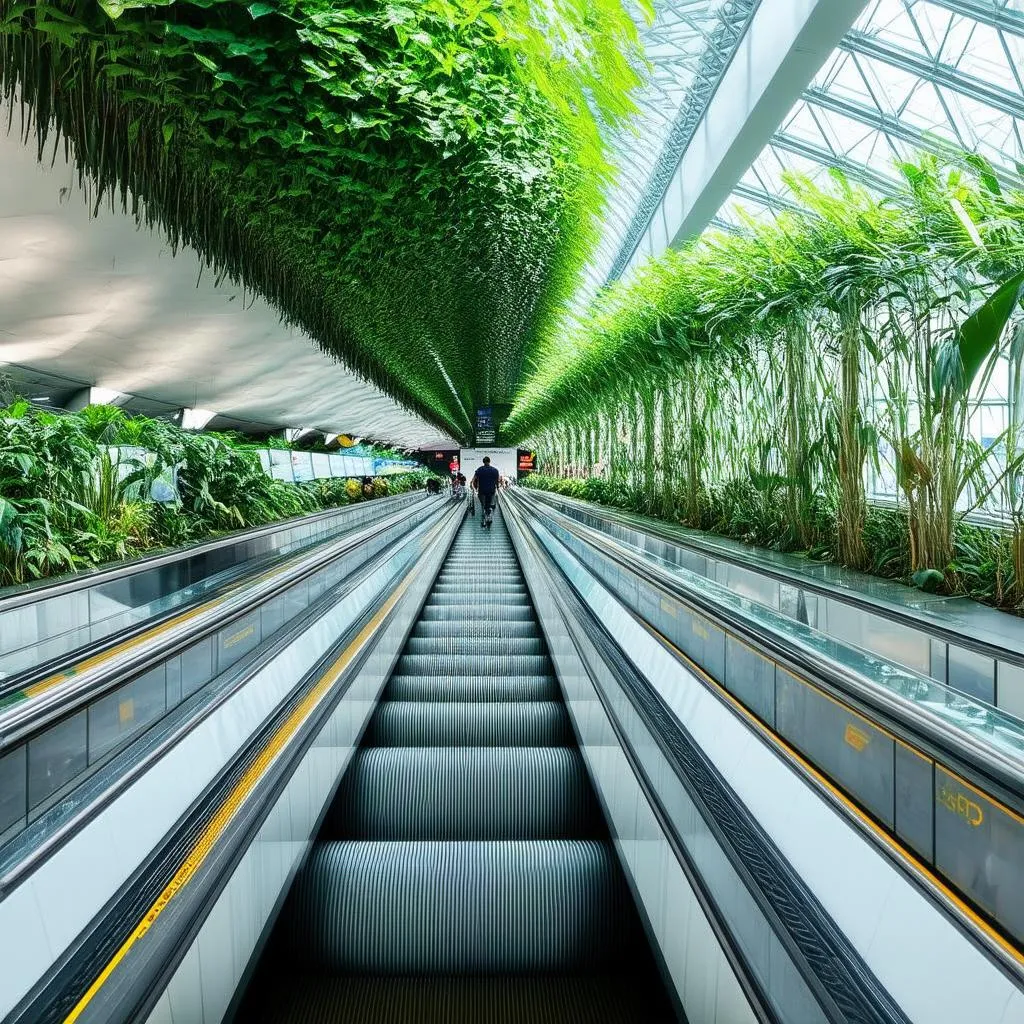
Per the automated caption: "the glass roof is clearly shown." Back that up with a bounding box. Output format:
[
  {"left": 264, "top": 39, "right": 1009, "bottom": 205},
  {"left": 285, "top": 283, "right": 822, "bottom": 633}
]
[
  {"left": 583, "top": 0, "right": 760, "bottom": 294},
  {"left": 717, "top": 0, "right": 1024, "bottom": 229}
]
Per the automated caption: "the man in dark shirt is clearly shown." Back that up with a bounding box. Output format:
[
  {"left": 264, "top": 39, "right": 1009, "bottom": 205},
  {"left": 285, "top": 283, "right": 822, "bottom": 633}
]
[{"left": 472, "top": 457, "right": 500, "bottom": 529}]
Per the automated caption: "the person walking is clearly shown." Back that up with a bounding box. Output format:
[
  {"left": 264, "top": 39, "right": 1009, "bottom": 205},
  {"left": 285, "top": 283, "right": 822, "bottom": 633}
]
[{"left": 472, "top": 457, "right": 500, "bottom": 529}]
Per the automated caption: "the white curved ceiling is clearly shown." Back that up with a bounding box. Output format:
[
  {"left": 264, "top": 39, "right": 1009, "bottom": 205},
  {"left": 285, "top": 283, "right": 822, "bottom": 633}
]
[{"left": 0, "top": 128, "right": 455, "bottom": 449}]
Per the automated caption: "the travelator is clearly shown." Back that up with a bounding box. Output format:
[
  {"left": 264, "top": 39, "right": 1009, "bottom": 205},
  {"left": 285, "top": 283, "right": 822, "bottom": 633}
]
[{"left": 0, "top": 489, "right": 1021, "bottom": 1023}]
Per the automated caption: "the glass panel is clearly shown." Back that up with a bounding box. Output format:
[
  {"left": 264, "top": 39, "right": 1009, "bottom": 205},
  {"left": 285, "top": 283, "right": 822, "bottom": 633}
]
[
  {"left": 88, "top": 666, "right": 167, "bottom": 764},
  {"left": 28, "top": 711, "right": 87, "bottom": 808},
  {"left": 0, "top": 746, "right": 27, "bottom": 835}
]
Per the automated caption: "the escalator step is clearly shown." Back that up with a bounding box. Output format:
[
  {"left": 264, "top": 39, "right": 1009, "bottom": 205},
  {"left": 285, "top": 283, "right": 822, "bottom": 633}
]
[
  {"left": 281, "top": 840, "right": 638, "bottom": 974},
  {"left": 384, "top": 675, "right": 559, "bottom": 702},
  {"left": 426, "top": 594, "right": 529, "bottom": 606},
  {"left": 412, "top": 619, "right": 539, "bottom": 639},
  {"left": 403, "top": 636, "right": 545, "bottom": 657},
  {"left": 435, "top": 573, "right": 522, "bottom": 582},
  {"left": 246, "top": 974, "right": 676, "bottom": 1024},
  {"left": 363, "top": 701, "right": 571, "bottom": 747},
  {"left": 327, "top": 747, "right": 600, "bottom": 839},
  {"left": 419, "top": 604, "right": 534, "bottom": 622},
  {"left": 432, "top": 580, "right": 526, "bottom": 591},
  {"left": 394, "top": 653, "right": 551, "bottom": 677}
]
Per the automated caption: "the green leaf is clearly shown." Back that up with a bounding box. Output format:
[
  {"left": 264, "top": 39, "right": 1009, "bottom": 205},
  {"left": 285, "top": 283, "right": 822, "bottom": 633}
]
[
  {"left": 248, "top": 2, "right": 275, "bottom": 18},
  {"left": 944, "top": 269, "right": 1024, "bottom": 398}
]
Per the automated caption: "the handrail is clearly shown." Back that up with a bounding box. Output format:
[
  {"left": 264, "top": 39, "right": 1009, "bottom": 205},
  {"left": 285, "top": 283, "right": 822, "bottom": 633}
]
[
  {"left": 508, "top": 492, "right": 1024, "bottom": 1018},
  {"left": 516, "top": 489, "right": 1024, "bottom": 804},
  {"left": 527, "top": 489, "right": 1024, "bottom": 669},
  {"left": 0, "top": 497, "right": 440, "bottom": 751},
  {"left": 0, "top": 490, "right": 427, "bottom": 609},
  {"left": 0, "top": 502, "right": 464, "bottom": 1024}
]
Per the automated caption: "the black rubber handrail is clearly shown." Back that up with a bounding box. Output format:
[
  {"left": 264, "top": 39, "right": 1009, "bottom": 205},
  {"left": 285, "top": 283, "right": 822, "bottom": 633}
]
[
  {"left": 0, "top": 499, "right": 440, "bottom": 751},
  {"left": 518, "top": 490, "right": 1024, "bottom": 810},
  {"left": 504, "top": 494, "right": 906, "bottom": 1024},
  {"left": 3, "top": 502, "right": 465, "bottom": 1024},
  {"left": 0, "top": 491, "right": 426, "bottom": 608}
]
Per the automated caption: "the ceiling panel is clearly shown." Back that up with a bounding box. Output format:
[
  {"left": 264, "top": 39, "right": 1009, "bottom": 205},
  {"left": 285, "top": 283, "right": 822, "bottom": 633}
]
[{"left": 0, "top": 129, "right": 455, "bottom": 449}]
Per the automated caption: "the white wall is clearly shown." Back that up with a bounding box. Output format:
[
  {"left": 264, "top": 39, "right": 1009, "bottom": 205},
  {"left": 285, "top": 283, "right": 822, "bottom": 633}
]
[{"left": 460, "top": 447, "right": 517, "bottom": 484}]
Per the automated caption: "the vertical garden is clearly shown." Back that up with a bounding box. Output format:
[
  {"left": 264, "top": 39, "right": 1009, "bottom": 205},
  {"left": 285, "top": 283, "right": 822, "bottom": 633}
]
[
  {"left": 510, "top": 159, "right": 1024, "bottom": 611},
  {"left": 0, "top": 0, "right": 646, "bottom": 440}
]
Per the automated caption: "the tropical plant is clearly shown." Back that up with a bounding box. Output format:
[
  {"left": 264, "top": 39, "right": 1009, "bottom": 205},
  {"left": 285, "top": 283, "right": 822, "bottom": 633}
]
[
  {"left": 513, "top": 153, "right": 1024, "bottom": 614},
  {"left": 0, "top": 401, "right": 430, "bottom": 585}
]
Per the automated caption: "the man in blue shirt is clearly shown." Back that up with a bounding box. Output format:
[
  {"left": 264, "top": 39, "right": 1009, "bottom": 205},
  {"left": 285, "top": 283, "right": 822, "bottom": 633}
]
[{"left": 472, "top": 457, "right": 500, "bottom": 529}]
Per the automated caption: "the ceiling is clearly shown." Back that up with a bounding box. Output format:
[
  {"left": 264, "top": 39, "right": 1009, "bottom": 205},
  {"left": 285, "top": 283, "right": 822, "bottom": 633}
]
[
  {"left": 719, "top": 0, "right": 1024, "bottom": 224},
  {"left": 0, "top": 128, "right": 455, "bottom": 449}
]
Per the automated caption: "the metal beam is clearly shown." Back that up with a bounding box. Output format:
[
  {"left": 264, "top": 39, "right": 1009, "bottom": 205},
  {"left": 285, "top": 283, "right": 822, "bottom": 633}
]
[
  {"left": 923, "top": 0, "right": 1024, "bottom": 38},
  {"left": 802, "top": 86, "right": 1024, "bottom": 189},
  {"left": 768, "top": 132, "right": 902, "bottom": 194},
  {"left": 619, "top": 0, "right": 870, "bottom": 280},
  {"left": 841, "top": 29, "right": 1024, "bottom": 122},
  {"left": 604, "top": 0, "right": 760, "bottom": 284},
  {"left": 731, "top": 181, "right": 809, "bottom": 215}
]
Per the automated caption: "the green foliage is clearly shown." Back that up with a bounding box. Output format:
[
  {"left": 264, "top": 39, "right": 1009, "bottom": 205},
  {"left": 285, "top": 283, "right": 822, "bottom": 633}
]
[
  {"left": 518, "top": 154, "right": 1024, "bottom": 614},
  {"left": 0, "top": 403, "right": 429, "bottom": 586},
  {"left": 939, "top": 269, "right": 1024, "bottom": 399},
  {"left": 1, "top": 0, "right": 643, "bottom": 440}
]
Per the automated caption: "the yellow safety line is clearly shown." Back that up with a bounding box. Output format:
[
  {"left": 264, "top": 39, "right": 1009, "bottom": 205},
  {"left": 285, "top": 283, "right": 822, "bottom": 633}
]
[
  {"left": 62, "top": 576, "right": 410, "bottom": 1023},
  {"left": 640, "top": 618, "right": 1024, "bottom": 968},
  {"left": 24, "top": 603, "right": 220, "bottom": 698},
  {"left": 63, "top": 509, "right": 453, "bottom": 1023},
  {"left": 24, "top": 532, "right": 353, "bottom": 700},
  {"left": 940, "top": 762, "right": 1024, "bottom": 828},
  {"left": 657, "top": 594, "right": 1022, "bottom": 817}
]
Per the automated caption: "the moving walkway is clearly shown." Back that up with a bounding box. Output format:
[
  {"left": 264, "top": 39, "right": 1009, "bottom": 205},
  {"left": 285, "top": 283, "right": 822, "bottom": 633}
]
[
  {"left": 1, "top": 491, "right": 1022, "bottom": 1023},
  {"left": 0, "top": 491, "right": 427, "bottom": 706}
]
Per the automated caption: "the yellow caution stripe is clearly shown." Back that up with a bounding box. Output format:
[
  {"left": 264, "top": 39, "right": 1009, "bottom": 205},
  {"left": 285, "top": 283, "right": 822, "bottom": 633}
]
[{"left": 62, "top": 575, "right": 411, "bottom": 1023}]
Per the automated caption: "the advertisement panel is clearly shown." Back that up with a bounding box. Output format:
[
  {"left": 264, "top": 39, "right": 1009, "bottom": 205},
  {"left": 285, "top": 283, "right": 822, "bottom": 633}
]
[
  {"left": 290, "top": 451, "right": 315, "bottom": 483},
  {"left": 460, "top": 447, "right": 517, "bottom": 484}
]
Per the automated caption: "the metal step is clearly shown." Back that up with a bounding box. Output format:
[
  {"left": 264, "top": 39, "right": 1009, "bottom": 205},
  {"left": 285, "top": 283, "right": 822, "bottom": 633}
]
[
  {"left": 419, "top": 604, "right": 535, "bottom": 622},
  {"left": 327, "top": 747, "right": 601, "bottom": 840},
  {"left": 393, "top": 653, "right": 552, "bottom": 677},
  {"left": 247, "top": 974, "right": 675, "bottom": 1024},
  {"left": 403, "top": 636, "right": 546, "bottom": 657},
  {"left": 383, "top": 675, "right": 560, "bottom": 703},
  {"left": 411, "top": 619, "right": 539, "bottom": 639},
  {"left": 280, "top": 840, "right": 639, "bottom": 974},
  {"left": 424, "top": 593, "right": 531, "bottom": 607},
  {"left": 363, "top": 701, "right": 571, "bottom": 747}
]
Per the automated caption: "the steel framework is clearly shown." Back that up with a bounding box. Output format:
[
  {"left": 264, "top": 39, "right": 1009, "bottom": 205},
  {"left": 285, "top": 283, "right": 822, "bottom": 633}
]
[{"left": 725, "top": 0, "right": 1024, "bottom": 221}]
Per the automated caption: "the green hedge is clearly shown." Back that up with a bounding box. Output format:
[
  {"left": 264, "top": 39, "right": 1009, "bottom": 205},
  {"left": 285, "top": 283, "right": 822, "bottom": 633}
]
[{"left": 524, "top": 474, "right": 1023, "bottom": 613}]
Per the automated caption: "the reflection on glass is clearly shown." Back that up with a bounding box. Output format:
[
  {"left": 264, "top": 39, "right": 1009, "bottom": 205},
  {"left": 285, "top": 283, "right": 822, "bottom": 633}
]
[
  {"left": 88, "top": 666, "right": 168, "bottom": 764},
  {"left": 547, "top": 511, "right": 1024, "bottom": 763},
  {"left": 28, "top": 711, "right": 87, "bottom": 808}
]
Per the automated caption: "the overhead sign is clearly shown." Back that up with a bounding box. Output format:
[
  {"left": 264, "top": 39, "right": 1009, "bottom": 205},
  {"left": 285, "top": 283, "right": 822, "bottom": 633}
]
[
  {"left": 476, "top": 407, "right": 495, "bottom": 444},
  {"left": 517, "top": 450, "right": 535, "bottom": 475}
]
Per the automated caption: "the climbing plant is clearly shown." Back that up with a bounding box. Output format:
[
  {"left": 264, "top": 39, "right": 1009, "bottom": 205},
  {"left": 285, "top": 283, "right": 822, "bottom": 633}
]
[{"left": 0, "top": 0, "right": 645, "bottom": 440}]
